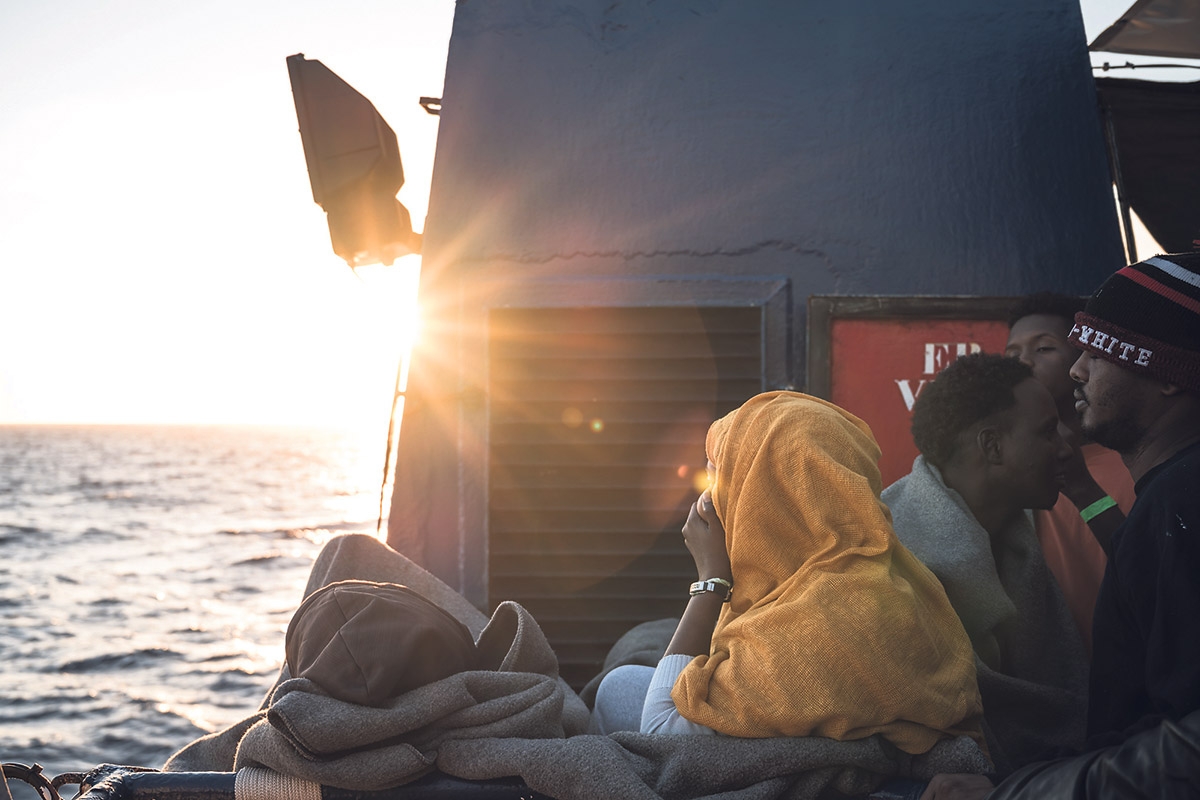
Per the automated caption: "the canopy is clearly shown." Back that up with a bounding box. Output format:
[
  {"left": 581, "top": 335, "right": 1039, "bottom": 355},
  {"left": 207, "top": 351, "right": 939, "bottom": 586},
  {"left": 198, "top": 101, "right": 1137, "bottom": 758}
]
[
  {"left": 1096, "top": 77, "right": 1200, "bottom": 253},
  {"left": 1090, "top": 0, "right": 1200, "bottom": 59}
]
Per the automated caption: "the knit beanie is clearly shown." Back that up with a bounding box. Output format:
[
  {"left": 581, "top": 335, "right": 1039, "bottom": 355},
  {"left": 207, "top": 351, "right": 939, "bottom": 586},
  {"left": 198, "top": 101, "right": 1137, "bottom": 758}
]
[{"left": 1067, "top": 253, "right": 1200, "bottom": 392}]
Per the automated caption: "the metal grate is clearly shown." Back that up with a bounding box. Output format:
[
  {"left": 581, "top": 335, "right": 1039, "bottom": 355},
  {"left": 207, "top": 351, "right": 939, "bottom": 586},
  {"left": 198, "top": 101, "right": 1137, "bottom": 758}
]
[{"left": 487, "top": 305, "right": 763, "bottom": 689}]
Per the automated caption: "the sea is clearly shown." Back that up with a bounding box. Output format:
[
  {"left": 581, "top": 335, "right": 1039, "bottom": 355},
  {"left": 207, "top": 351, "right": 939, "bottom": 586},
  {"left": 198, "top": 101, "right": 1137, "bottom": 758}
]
[{"left": 0, "top": 424, "right": 392, "bottom": 784}]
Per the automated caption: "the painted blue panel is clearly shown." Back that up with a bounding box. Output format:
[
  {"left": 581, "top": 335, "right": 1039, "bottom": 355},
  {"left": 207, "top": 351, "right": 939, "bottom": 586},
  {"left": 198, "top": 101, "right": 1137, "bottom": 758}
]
[{"left": 423, "top": 0, "right": 1123, "bottom": 297}]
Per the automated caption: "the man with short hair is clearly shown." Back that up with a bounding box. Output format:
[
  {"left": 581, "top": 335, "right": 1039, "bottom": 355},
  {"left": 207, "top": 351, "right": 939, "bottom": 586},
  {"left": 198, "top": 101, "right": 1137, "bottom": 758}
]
[
  {"left": 883, "top": 353, "right": 1086, "bottom": 776},
  {"left": 1004, "top": 293, "right": 1135, "bottom": 652},
  {"left": 1067, "top": 253, "right": 1200, "bottom": 741},
  {"left": 917, "top": 254, "right": 1200, "bottom": 799}
]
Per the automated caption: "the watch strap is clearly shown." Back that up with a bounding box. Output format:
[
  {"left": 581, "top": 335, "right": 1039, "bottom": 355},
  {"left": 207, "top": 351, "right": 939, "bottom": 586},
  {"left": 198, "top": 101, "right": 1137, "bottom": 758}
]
[{"left": 689, "top": 577, "right": 733, "bottom": 601}]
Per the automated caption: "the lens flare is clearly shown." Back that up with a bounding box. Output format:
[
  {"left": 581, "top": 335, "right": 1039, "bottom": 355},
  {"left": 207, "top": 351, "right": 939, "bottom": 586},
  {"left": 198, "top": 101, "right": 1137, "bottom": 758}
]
[
  {"left": 590, "top": 418, "right": 604, "bottom": 433},
  {"left": 562, "top": 407, "right": 583, "bottom": 428}
]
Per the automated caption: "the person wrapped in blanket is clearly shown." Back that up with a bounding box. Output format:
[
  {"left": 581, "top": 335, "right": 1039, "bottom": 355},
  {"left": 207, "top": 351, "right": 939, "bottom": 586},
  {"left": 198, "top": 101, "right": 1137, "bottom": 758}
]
[{"left": 592, "top": 391, "right": 988, "bottom": 759}]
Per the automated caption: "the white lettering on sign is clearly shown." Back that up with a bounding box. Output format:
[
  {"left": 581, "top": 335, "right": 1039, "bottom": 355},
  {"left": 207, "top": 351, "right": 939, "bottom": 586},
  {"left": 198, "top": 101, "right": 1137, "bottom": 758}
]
[
  {"left": 1118, "top": 342, "right": 1136, "bottom": 360},
  {"left": 1136, "top": 348, "right": 1152, "bottom": 366},
  {"left": 923, "top": 342, "right": 982, "bottom": 375},
  {"left": 895, "top": 379, "right": 929, "bottom": 412}
]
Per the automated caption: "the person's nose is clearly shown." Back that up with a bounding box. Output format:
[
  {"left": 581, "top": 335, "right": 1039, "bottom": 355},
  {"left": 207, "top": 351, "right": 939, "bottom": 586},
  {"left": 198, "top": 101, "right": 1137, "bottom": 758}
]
[
  {"left": 1055, "top": 425, "right": 1073, "bottom": 462},
  {"left": 1068, "top": 352, "right": 1089, "bottom": 384},
  {"left": 1013, "top": 347, "right": 1034, "bottom": 369}
]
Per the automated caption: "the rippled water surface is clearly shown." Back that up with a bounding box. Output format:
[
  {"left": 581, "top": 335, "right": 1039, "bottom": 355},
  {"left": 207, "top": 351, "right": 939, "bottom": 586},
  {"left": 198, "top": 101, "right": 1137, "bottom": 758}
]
[{"left": 0, "top": 425, "right": 388, "bottom": 779}]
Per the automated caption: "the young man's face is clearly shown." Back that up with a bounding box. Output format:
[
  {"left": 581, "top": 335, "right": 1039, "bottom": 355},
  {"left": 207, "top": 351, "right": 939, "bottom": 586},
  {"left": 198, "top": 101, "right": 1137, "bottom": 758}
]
[
  {"left": 1005, "top": 313, "right": 1078, "bottom": 418},
  {"left": 1068, "top": 350, "right": 1157, "bottom": 454},
  {"left": 998, "top": 378, "right": 1073, "bottom": 510}
]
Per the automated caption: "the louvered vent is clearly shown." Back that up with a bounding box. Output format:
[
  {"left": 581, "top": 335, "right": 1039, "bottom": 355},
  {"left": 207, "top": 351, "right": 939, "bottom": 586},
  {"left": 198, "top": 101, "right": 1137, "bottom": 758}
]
[{"left": 488, "top": 306, "right": 763, "bottom": 689}]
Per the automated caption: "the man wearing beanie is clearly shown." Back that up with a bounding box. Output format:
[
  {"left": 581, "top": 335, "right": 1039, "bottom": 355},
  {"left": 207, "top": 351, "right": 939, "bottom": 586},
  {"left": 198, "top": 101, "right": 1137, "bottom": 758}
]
[
  {"left": 917, "top": 258, "right": 1200, "bottom": 799},
  {"left": 1066, "top": 252, "right": 1200, "bottom": 742}
]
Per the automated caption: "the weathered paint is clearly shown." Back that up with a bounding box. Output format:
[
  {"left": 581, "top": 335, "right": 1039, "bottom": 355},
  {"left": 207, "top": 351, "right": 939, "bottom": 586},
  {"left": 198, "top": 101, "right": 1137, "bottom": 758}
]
[{"left": 392, "top": 0, "right": 1124, "bottom": 599}]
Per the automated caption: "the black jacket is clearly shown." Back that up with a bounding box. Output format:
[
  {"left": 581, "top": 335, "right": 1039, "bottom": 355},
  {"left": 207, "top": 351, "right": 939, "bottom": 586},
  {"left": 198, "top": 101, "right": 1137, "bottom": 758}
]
[{"left": 987, "top": 710, "right": 1200, "bottom": 799}]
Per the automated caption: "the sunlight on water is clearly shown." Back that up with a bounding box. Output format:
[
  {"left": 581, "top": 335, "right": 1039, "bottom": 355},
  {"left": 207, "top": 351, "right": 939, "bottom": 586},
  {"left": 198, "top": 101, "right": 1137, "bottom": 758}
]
[{"left": 0, "top": 424, "right": 393, "bottom": 777}]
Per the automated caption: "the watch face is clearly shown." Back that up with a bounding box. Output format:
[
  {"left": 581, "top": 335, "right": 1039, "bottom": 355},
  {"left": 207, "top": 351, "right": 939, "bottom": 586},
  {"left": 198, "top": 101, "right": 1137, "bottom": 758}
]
[{"left": 689, "top": 579, "right": 731, "bottom": 600}]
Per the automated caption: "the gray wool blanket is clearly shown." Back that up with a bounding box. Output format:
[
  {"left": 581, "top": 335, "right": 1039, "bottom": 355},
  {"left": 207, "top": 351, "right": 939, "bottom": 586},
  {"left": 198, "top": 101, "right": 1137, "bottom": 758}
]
[
  {"left": 882, "top": 456, "right": 1089, "bottom": 776},
  {"left": 165, "top": 533, "right": 989, "bottom": 798},
  {"left": 578, "top": 617, "right": 679, "bottom": 707}
]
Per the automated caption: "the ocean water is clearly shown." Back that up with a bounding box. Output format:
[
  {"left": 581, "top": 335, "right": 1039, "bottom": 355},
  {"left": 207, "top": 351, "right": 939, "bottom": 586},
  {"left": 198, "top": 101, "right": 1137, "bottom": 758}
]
[{"left": 0, "top": 424, "right": 390, "bottom": 781}]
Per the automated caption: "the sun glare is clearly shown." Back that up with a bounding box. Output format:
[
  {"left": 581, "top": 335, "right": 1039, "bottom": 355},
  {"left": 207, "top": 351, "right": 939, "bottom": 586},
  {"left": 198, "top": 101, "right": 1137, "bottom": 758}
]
[
  {"left": 351, "top": 262, "right": 424, "bottom": 352},
  {"left": 0, "top": 0, "right": 453, "bottom": 429},
  {"left": 316, "top": 260, "right": 422, "bottom": 437}
]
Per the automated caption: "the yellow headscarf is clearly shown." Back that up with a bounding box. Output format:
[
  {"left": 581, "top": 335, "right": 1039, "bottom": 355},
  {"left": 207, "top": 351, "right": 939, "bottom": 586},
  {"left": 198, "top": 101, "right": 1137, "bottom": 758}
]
[{"left": 672, "top": 392, "right": 985, "bottom": 754}]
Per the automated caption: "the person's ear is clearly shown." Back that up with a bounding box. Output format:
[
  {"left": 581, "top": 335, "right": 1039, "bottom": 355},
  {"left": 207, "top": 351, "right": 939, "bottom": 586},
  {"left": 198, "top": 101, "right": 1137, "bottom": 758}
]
[
  {"left": 976, "top": 425, "right": 1004, "bottom": 466},
  {"left": 1161, "top": 381, "right": 1183, "bottom": 397}
]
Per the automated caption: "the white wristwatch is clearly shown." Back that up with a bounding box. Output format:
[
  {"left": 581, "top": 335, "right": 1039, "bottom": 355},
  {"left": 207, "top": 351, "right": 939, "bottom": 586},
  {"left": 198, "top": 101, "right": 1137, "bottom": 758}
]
[{"left": 689, "top": 578, "right": 733, "bottom": 602}]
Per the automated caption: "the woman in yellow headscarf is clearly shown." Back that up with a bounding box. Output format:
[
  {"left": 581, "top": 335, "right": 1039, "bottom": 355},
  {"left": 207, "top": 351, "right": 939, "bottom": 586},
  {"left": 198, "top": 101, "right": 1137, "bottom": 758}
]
[{"left": 641, "top": 391, "right": 985, "bottom": 754}]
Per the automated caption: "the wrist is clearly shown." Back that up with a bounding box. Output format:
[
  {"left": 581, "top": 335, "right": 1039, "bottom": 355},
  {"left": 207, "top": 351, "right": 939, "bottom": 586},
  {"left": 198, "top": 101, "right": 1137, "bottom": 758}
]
[
  {"left": 689, "top": 577, "right": 733, "bottom": 602},
  {"left": 695, "top": 560, "right": 732, "bottom": 584},
  {"left": 1079, "top": 495, "right": 1118, "bottom": 523},
  {"left": 1063, "top": 477, "right": 1105, "bottom": 507}
]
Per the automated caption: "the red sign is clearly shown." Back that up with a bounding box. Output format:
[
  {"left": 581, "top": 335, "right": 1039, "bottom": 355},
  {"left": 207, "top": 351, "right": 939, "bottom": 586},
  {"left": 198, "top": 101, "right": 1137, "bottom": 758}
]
[{"left": 827, "top": 317, "right": 1010, "bottom": 487}]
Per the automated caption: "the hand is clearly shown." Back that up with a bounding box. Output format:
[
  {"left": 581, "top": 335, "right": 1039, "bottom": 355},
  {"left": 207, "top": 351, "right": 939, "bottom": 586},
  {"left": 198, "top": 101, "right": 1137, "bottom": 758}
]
[
  {"left": 664, "top": 490, "right": 733, "bottom": 657},
  {"left": 918, "top": 773, "right": 994, "bottom": 800},
  {"left": 682, "top": 489, "right": 732, "bottom": 583}
]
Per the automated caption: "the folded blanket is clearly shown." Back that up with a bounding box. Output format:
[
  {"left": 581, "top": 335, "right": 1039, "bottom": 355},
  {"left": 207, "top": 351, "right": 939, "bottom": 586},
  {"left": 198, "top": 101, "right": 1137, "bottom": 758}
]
[
  {"left": 439, "top": 729, "right": 989, "bottom": 800},
  {"left": 233, "top": 666, "right": 566, "bottom": 788},
  {"left": 165, "top": 534, "right": 588, "bottom": 787},
  {"left": 165, "top": 532, "right": 990, "bottom": 798},
  {"left": 673, "top": 392, "right": 986, "bottom": 754},
  {"left": 883, "top": 456, "right": 1088, "bottom": 774}
]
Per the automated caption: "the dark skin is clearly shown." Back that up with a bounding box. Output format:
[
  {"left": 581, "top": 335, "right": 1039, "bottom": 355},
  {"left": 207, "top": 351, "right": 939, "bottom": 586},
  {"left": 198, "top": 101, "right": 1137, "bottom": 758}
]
[
  {"left": 925, "top": 358, "right": 1200, "bottom": 800},
  {"left": 1070, "top": 351, "right": 1200, "bottom": 483},
  {"left": 939, "top": 379, "right": 1071, "bottom": 541},
  {"left": 664, "top": 488, "right": 733, "bottom": 657},
  {"left": 1006, "top": 313, "right": 1124, "bottom": 553},
  {"left": 1005, "top": 314, "right": 1080, "bottom": 424},
  {"left": 935, "top": 378, "right": 1071, "bottom": 669},
  {"left": 1055, "top": 422, "right": 1122, "bottom": 555}
]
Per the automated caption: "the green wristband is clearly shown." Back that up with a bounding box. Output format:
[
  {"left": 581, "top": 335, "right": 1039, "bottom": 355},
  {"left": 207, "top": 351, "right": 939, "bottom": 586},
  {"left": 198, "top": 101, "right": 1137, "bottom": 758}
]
[{"left": 1079, "top": 495, "right": 1118, "bottom": 522}]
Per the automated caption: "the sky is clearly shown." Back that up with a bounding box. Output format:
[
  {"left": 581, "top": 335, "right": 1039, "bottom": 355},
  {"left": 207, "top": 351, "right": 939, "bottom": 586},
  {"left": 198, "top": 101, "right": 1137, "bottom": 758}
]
[
  {"left": 0, "top": 0, "right": 1190, "bottom": 429},
  {"left": 0, "top": 0, "right": 453, "bottom": 429}
]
